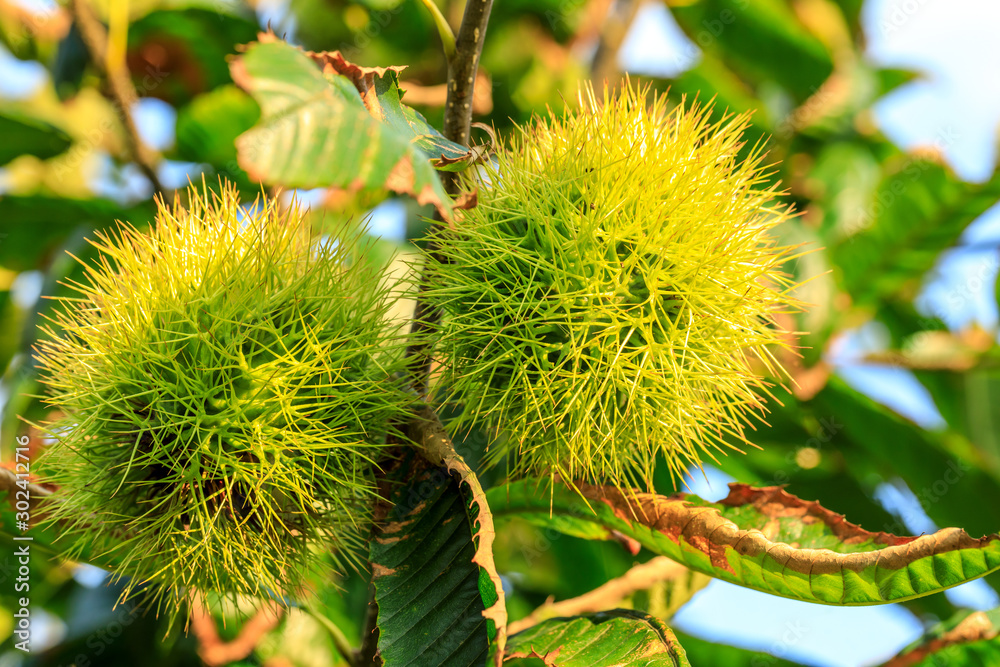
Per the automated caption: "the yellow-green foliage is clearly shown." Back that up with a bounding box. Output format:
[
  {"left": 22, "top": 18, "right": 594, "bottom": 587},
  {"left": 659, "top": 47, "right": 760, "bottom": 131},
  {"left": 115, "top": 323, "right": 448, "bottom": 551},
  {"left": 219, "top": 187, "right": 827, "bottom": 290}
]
[
  {"left": 422, "top": 84, "right": 800, "bottom": 488},
  {"left": 36, "top": 181, "right": 412, "bottom": 611}
]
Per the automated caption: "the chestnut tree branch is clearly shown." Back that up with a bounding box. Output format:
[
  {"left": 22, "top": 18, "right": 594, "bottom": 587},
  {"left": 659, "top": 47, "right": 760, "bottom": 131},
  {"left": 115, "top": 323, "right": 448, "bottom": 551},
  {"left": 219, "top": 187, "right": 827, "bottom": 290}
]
[
  {"left": 69, "top": 0, "right": 164, "bottom": 193},
  {"left": 507, "top": 557, "right": 701, "bottom": 635},
  {"left": 356, "top": 586, "right": 382, "bottom": 666},
  {"left": 369, "top": 2, "right": 499, "bottom": 656}
]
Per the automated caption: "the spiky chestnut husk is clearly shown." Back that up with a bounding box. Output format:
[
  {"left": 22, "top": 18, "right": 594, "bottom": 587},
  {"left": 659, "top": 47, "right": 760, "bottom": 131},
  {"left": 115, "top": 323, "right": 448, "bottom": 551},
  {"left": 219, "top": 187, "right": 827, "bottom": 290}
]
[
  {"left": 421, "top": 84, "right": 801, "bottom": 489},
  {"left": 36, "top": 181, "right": 412, "bottom": 612}
]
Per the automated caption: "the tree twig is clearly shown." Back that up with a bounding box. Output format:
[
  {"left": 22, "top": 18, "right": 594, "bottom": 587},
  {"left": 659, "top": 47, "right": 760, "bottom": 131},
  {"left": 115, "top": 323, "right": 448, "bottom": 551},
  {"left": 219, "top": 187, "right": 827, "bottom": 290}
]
[
  {"left": 356, "top": 585, "right": 381, "bottom": 666},
  {"left": 407, "top": 0, "right": 496, "bottom": 391},
  {"left": 399, "top": 73, "right": 493, "bottom": 114},
  {"left": 405, "top": 0, "right": 495, "bottom": 395},
  {"left": 442, "top": 0, "right": 495, "bottom": 148},
  {"left": 189, "top": 596, "right": 284, "bottom": 667},
  {"left": 507, "top": 556, "right": 705, "bottom": 635},
  {"left": 69, "top": 0, "right": 164, "bottom": 193},
  {"left": 373, "top": 1, "right": 499, "bottom": 658},
  {"left": 355, "top": 448, "right": 403, "bottom": 666}
]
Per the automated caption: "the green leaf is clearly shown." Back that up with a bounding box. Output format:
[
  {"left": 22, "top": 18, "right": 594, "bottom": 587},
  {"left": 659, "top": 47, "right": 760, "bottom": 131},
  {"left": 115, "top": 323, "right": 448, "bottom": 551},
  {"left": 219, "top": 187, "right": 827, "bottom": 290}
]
[
  {"left": 874, "top": 67, "right": 922, "bottom": 97},
  {"left": 406, "top": 408, "right": 507, "bottom": 653},
  {"left": 0, "top": 195, "right": 156, "bottom": 271},
  {"left": 882, "top": 607, "right": 1000, "bottom": 666},
  {"left": 369, "top": 454, "right": 494, "bottom": 666},
  {"left": 372, "top": 73, "right": 485, "bottom": 172},
  {"left": 489, "top": 478, "right": 1000, "bottom": 606},
  {"left": 229, "top": 35, "right": 455, "bottom": 219},
  {"left": 0, "top": 111, "right": 73, "bottom": 166},
  {"left": 808, "top": 141, "right": 883, "bottom": 239},
  {"left": 808, "top": 378, "right": 1000, "bottom": 540},
  {"left": 504, "top": 609, "right": 690, "bottom": 666},
  {"left": 832, "top": 160, "right": 1000, "bottom": 307}
]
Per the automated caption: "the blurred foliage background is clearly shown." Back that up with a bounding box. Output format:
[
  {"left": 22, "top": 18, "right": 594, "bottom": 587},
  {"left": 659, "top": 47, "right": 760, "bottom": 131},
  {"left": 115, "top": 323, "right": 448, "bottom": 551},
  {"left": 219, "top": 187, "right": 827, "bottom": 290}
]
[{"left": 1, "top": 0, "right": 999, "bottom": 664}]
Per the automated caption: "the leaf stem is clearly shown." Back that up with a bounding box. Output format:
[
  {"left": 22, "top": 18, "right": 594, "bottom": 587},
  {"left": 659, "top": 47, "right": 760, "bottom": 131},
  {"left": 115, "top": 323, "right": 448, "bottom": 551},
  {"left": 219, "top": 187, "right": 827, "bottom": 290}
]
[{"left": 418, "top": 0, "right": 457, "bottom": 60}]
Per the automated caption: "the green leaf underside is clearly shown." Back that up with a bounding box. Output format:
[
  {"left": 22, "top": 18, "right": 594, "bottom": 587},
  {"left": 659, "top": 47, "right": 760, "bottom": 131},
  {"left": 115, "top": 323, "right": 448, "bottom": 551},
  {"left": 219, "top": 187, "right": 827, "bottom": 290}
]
[
  {"left": 883, "top": 608, "right": 1000, "bottom": 666},
  {"left": 370, "top": 457, "right": 491, "bottom": 666},
  {"left": 406, "top": 408, "right": 507, "bottom": 662},
  {"left": 488, "top": 479, "right": 1000, "bottom": 606},
  {"left": 504, "top": 610, "right": 690, "bottom": 666},
  {"left": 229, "top": 35, "right": 453, "bottom": 218}
]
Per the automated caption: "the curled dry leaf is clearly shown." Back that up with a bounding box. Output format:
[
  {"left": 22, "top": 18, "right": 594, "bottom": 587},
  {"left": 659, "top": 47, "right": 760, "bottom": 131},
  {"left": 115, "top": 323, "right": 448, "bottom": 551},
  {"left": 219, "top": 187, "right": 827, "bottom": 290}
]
[{"left": 490, "top": 479, "right": 1000, "bottom": 606}]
